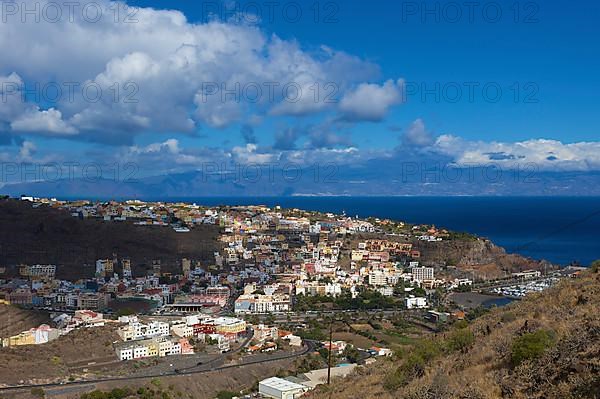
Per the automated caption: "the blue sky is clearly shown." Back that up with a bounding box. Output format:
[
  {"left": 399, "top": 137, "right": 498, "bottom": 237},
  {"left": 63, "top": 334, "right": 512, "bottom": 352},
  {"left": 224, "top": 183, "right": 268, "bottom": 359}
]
[
  {"left": 0, "top": 0, "right": 599, "bottom": 188},
  {"left": 125, "top": 0, "right": 600, "bottom": 146}
]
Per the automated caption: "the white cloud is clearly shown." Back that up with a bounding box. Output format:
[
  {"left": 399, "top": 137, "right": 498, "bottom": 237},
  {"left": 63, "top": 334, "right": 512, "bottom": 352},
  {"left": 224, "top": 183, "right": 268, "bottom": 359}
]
[
  {"left": 11, "top": 108, "right": 77, "bottom": 135},
  {"left": 18, "top": 140, "right": 37, "bottom": 160},
  {"left": 132, "top": 138, "right": 181, "bottom": 154},
  {"left": 339, "top": 79, "right": 404, "bottom": 122},
  {"left": 434, "top": 136, "right": 600, "bottom": 171},
  {"left": 231, "top": 143, "right": 277, "bottom": 164},
  {"left": 402, "top": 118, "right": 435, "bottom": 147},
  {"left": 0, "top": 0, "right": 384, "bottom": 140}
]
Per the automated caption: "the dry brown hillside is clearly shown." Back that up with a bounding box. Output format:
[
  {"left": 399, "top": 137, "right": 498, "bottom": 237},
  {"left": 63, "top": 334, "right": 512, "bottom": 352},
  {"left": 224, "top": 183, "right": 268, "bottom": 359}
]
[
  {"left": 0, "top": 304, "right": 50, "bottom": 337},
  {"left": 0, "top": 199, "right": 220, "bottom": 280},
  {"left": 310, "top": 269, "right": 600, "bottom": 399},
  {"left": 0, "top": 325, "right": 122, "bottom": 386}
]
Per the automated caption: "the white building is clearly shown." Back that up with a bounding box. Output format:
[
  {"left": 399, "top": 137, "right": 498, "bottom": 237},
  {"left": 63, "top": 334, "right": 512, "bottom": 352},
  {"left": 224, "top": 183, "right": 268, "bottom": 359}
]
[
  {"left": 234, "top": 294, "right": 290, "bottom": 314},
  {"left": 411, "top": 267, "right": 434, "bottom": 283},
  {"left": 117, "top": 347, "right": 134, "bottom": 361},
  {"left": 133, "top": 345, "right": 148, "bottom": 359},
  {"left": 122, "top": 259, "right": 132, "bottom": 279},
  {"left": 259, "top": 377, "right": 309, "bottom": 399},
  {"left": 157, "top": 338, "right": 180, "bottom": 357},
  {"left": 95, "top": 259, "right": 114, "bottom": 277},
  {"left": 405, "top": 296, "right": 428, "bottom": 309},
  {"left": 22, "top": 264, "right": 56, "bottom": 278},
  {"left": 171, "top": 324, "right": 194, "bottom": 338},
  {"left": 118, "top": 320, "right": 170, "bottom": 341},
  {"left": 368, "top": 270, "right": 388, "bottom": 286},
  {"left": 377, "top": 286, "right": 394, "bottom": 297}
]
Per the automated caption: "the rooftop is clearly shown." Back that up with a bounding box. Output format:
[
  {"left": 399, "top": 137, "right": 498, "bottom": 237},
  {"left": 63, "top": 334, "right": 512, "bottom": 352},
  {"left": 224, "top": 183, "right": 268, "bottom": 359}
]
[{"left": 259, "top": 376, "right": 307, "bottom": 391}]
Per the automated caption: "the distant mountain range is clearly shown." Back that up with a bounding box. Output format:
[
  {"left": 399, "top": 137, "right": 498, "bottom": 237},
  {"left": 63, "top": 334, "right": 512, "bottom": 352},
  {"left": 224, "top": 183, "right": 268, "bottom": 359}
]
[{"left": 2, "top": 166, "right": 600, "bottom": 199}]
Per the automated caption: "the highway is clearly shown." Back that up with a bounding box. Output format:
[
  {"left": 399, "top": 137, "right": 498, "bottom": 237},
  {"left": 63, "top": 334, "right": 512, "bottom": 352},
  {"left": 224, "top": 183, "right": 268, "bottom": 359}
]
[{"left": 0, "top": 340, "right": 314, "bottom": 394}]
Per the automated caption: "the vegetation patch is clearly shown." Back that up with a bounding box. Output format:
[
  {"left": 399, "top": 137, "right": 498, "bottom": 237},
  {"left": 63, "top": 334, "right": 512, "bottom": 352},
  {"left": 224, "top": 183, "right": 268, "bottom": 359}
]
[{"left": 511, "top": 329, "right": 555, "bottom": 367}]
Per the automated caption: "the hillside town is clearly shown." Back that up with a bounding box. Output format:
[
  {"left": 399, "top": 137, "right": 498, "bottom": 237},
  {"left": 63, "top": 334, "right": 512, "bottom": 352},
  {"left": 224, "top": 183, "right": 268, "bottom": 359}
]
[{"left": 0, "top": 196, "right": 577, "bottom": 397}]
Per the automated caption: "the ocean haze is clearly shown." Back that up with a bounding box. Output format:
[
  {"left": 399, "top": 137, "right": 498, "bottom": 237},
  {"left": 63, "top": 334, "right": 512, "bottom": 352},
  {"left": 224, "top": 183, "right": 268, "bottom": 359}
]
[{"left": 2, "top": 167, "right": 600, "bottom": 197}]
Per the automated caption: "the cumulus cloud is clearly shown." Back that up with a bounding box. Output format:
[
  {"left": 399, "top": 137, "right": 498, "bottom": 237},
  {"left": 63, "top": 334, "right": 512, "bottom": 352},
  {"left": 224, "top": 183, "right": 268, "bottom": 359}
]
[
  {"left": 122, "top": 138, "right": 213, "bottom": 174},
  {"left": 339, "top": 79, "right": 404, "bottom": 122},
  {"left": 231, "top": 143, "right": 277, "bottom": 164},
  {"left": 402, "top": 118, "right": 435, "bottom": 147},
  {"left": 1, "top": 73, "right": 78, "bottom": 136},
  {"left": 3, "top": 2, "right": 598, "bottom": 181},
  {"left": 433, "top": 136, "right": 600, "bottom": 171},
  {"left": 131, "top": 139, "right": 181, "bottom": 155},
  {"left": 11, "top": 108, "right": 78, "bottom": 135},
  {"left": 0, "top": 0, "right": 386, "bottom": 142},
  {"left": 18, "top": 141, "right": 37, "bottom": 160}
]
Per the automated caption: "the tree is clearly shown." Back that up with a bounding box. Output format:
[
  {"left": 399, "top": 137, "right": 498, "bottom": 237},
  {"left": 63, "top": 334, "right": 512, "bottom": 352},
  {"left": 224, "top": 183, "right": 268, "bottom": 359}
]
[
  {"left": 318, "top": 347, "right": 330, "bottom": 360},
  {"left": 393, "top": 280, "right": 406, "bottom": 296},
  {"left": 446, "top": 328, "right": 475, "bottom": 353},
  {"left": 591, "top": 259, "right": 600, "bottom": 273},
  {"left": 265, "top": 314, "right": 276, "bottom": 325},
  {"left": 342, "top": 345, "right": 360, "bottom": 363},
  {"left": 116, "top": 307, "right": 135, "bottom": 317},
  {"left": 511, "top": 330, "right": 555, "bottom": 366},
  {"left": 216, "top": 391, "right": 237, "bottom": 399}
]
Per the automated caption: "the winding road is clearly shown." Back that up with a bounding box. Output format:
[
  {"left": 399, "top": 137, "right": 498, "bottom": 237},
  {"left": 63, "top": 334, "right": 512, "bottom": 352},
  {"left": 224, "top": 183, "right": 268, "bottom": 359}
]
[{"left": 0, "top": 340, "right": 314, "bottom": 395}]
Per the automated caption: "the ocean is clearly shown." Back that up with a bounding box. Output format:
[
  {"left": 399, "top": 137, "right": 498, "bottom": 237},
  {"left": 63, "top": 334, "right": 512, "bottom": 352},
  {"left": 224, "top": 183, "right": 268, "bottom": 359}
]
[{"left": 156, "top": 196, "right": 599, "bottom": 266}]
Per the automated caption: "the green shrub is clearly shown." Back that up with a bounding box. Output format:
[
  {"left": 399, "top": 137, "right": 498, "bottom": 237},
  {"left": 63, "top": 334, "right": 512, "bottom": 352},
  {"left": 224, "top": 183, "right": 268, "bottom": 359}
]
[
  {"left": 384, "top": 339, "right": 442, "bottom": 391},
  {"left": 151, "top": 378, "right": 162, "bottom": 388},
  {"left": 383, "top": 366, "right": 409, "bottom": 390},
  {"left": 413, "top": 339, "right": 442, "bottom": 361},
  {"left": 115, "top": 307, "right": 135, "bottom": 317},
  {"left": 501, "top": 312, "right": 517, "bottom": 323},
  {"left": 447, "top": 328, "right": 475, "bottom": 352},
  {"left": 453, "top": 320, "right": 469, "bottom": 329},
  {"left": 80, "top": 388, "right": 133, "bottom": 399},
  {"left": 30, "top": 388, "right": 45, "bottom": 398},
  {"left": 215, "top": 391, "right": 237, "bottom": 399},
  {"left": 511, "top": 330, "right": 555, "bottom": 366},
  {"left": 342, "top": 345, "right": 360, "bottom": 363}
]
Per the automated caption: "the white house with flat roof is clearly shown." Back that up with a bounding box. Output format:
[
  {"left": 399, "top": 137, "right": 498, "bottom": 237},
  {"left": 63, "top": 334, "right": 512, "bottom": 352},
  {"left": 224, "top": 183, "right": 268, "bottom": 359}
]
[
  {"left": 405, "top": 296, "right": 428, "bottom": 309},
  {"left": 259, "top": 377, "right": 309, "bottom": 399}
]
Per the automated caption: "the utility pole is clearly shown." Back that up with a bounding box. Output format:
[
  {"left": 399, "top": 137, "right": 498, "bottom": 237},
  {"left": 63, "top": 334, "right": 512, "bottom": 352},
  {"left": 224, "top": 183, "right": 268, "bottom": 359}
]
[{"left": 327, "top": 319, "right": 333, "bottom": 385}]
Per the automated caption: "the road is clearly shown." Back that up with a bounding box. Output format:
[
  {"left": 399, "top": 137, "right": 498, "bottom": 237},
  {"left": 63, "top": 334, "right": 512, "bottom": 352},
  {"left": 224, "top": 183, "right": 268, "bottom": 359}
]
[{"left": 0, "top": 341, "right": 314, "bottom": 394}]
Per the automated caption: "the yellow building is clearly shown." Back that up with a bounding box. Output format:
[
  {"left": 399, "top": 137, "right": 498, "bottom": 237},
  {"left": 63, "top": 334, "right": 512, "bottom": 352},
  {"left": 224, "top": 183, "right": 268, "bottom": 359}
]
[
  {"left": 214, "top": 317, "right": 247, "bottom": 336},
  {"left": 7, "top": 331, "right": 36, "bottom": 346},
  {"left": 146, "top": 340, "right": 159, "bottom": 357},
  {"left": 117, "top": 325, "right": 135, "bottom": 341}
]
